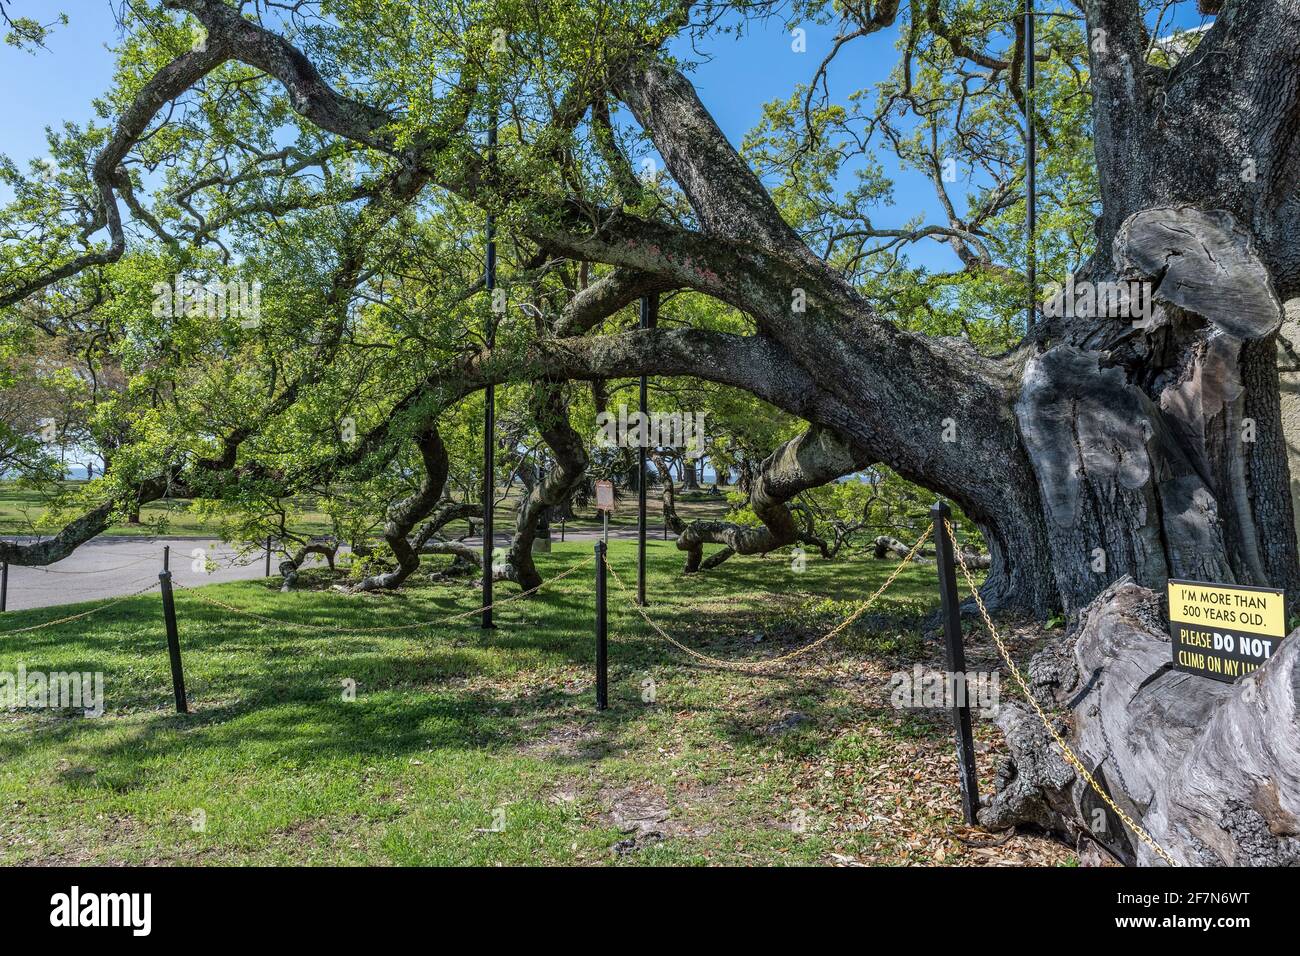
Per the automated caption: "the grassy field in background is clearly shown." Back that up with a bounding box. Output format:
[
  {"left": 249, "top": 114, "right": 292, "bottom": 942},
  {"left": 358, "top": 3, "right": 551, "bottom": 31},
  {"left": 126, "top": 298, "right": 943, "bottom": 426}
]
[
  {"left": 0, "top": 539, "right": 1069, "bottom": 866},
  {"left": 0, "top": 482, "right": 730, "bottom": 539},
  {"left": 0, "top": 483, "right": 335, "bottom": 539}
]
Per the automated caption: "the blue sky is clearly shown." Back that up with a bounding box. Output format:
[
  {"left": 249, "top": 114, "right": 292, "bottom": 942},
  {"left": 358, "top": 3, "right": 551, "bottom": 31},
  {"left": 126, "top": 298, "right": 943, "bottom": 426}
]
[
  {"left": 674, "top": 16, "right": 954, "bottom": 268},
  {"left": 0, "top": 4, "right": 118, "bottom": 160}
]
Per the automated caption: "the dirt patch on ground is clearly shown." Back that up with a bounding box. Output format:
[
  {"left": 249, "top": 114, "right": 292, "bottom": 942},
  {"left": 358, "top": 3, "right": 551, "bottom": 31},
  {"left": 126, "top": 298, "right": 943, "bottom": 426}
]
[
  {"left": 518, "top": 720, "right": 608, "bottom": 761},
  {"left": 3, "top": 810, "right": 149, "bottom": 866},
  {"left": 596, "top": 782, "right": 693, "bottom": 855}
]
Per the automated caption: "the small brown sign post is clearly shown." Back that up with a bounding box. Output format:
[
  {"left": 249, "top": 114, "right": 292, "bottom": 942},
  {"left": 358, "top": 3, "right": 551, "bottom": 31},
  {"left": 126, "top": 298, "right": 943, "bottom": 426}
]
[{"left": 594, "top": 478, "right": 614, "bottom": 543}]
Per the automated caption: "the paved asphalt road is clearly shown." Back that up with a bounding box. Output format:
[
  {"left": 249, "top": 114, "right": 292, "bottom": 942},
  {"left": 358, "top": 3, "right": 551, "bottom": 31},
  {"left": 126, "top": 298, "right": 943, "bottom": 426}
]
[{"left": 2, "top": 525, "right": 661, "bottom": 611}]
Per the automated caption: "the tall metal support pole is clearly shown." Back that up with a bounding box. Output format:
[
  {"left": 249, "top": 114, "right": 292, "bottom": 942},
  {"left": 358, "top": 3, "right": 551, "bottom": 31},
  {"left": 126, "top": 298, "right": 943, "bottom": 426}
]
[
  {"left": 594, "top": 540, "right": 608, "bottom": 711},
  {"left": 158, "top": 568, "right": 188, "bottom": 714},
  {"left": 637, "top": 294, "right": 658, "bottom": 606},
  {"left": 482, "top": 105, "right": 498, "bottom": 630},
  {"left": 1025, "top": 0, "right": 1037, "bottom": 333},
  {"left": 932, "top": 500, "right": 979, "bottom": 825}
]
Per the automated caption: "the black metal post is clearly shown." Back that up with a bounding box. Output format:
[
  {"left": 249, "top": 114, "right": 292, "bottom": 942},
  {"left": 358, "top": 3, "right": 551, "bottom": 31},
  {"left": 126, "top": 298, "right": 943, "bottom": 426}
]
[
  {"left": 1025, "top": 0, "right": 1037, "bottom": 333},
  {"left": 536, "top": 458, "right": 551, "bottom": 552},
  {"left": 158, "top": 569, "right": 188, "bottom": 714},
  {"left": 637, "top": 293, "right": 658, "bottom": 606},
  {"left": 932, "top": 500, "right": 979, "bottom": 825},
  {"left": 1, "top": 558, "right": 7, "bottom": 612},
  {"left": 264, "top": 535, "right": 272, "bottom": 577},
  {"left": 163, "top": 544, "right": 170, "bottom": 572},
  {"left": 595, "top": 540, "right": 608, "bottom": 711},
  {"left": 482, "top": 104, "right": 499, "bottom": 630},
  {"left": 560, "top": 516, "right": 565, "bottom": 542}
]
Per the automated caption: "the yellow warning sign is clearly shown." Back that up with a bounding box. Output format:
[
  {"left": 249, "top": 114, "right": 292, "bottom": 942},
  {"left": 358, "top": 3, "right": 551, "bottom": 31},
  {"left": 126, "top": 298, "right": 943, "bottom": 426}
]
[
  {"left": 1168, "top": 579, "right": 1287, "bottom": 682},
  {"left": 1168, "top": 580, "right": 1284, "bottom": 636}
]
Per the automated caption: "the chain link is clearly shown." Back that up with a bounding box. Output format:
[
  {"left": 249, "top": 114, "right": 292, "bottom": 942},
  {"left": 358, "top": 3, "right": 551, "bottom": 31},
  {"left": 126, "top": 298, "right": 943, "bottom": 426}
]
[
  {"left": 602, "top": 524, "right": 932, "bottom": 672},
  {"left": 171, "top": 554, "right": 595, "bottom": 634},
  {"left": 0, "top": 579, "right": 161, "bottom": 634},
  {"left": 943, "top": 519, "right": 1179, "bottom": 867}
]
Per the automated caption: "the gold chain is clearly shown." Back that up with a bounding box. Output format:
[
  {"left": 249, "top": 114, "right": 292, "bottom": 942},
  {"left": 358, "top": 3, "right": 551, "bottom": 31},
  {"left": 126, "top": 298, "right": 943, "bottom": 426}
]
[
  {"left": 172, "top": 554, "right": 595, "bottom": 633},
  {"left": 602, "top": 524, "right": 932, "bottom": 672},
  {"left": 0, "top": 579, "right": 161, "bottom": 634},
  {"left": 943, "top": 519, "right": 1178, "bottom": 867}
]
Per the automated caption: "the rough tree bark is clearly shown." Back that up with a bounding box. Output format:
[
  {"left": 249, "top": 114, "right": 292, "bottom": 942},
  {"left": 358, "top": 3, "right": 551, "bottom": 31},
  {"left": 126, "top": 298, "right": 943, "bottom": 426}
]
[
  {"left": 500, "top": 384, "right": 588, "bottom": 590},
  {"left": 1022, "top": 206, "right": 1300, "bottom": 613}
]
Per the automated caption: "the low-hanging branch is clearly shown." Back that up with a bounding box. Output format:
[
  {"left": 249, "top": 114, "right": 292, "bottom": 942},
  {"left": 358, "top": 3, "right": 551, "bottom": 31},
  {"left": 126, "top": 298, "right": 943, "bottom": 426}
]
[{"left": 676, "top": 425, "right": 871, "bottom": 572}]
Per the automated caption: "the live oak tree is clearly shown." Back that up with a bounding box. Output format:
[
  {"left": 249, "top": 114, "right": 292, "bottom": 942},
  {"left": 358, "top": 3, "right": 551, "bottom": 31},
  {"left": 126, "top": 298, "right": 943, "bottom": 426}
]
[{"left": 3, "top": 0, "right": 1300, "bottom": 863}]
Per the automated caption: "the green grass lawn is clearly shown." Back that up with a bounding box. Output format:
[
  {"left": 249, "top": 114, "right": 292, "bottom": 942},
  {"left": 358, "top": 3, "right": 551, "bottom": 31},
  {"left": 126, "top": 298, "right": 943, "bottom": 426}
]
[
  {"left": 0, "top": 483, "right": 336, "bottom": 539},
  {"left": 0, "top": 540, "right": 1070, "bottom": 866}
]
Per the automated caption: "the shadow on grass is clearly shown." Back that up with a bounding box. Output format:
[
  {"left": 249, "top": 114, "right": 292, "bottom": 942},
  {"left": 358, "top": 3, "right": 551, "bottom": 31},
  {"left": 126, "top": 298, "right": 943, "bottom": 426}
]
[{"left": 2, "top": 545, "right": 955, "bottom": 788}]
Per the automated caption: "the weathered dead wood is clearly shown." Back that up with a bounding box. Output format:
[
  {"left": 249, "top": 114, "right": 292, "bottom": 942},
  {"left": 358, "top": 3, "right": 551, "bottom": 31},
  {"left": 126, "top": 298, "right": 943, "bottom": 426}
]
[
  {"left": 1020, "top": 206, "right": 1297, "bottom": 612},
  {"left": 982, "top": 577, "right": 1300, "bottom": 866}
]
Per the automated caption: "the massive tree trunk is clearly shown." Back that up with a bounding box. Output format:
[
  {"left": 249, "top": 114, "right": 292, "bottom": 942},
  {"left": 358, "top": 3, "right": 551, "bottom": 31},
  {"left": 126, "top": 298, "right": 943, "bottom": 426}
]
[
  {"left": 351, "top": 421, "right": 449, "bottom": 592},
  {"left": 1020, "top": 206, "right": 1300, "bottom": 614},
  {"left": 501, "top": 384, "right": 589, "bottom": 590}
]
